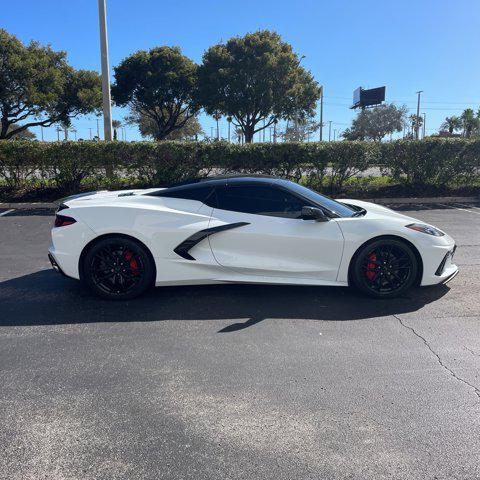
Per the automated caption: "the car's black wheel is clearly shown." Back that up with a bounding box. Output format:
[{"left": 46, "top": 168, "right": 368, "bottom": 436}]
[
  {"left": 82, "top": 237, "right": 155, "bottom": 300},
  {"left": 351, "top": 238, "right": 418, "bottom": 298}
]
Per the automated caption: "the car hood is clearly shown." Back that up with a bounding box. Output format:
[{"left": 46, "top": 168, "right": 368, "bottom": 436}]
[{"left": 338, "top": 199, "right": 421, "bottom": 222}]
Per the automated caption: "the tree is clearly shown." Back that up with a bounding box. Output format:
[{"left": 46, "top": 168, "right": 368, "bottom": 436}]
[
  {"left": 281, "top": 117, "right": 319, "bottom": 142},
  {"left": 5, "top": 124, "right": 36, "bottom": 140},
  {"left": 441, "top": 116, "right": 462, "bottom": 135},
  {"left": 460, "top": 108, "right": 479, "bottom": 138},
  {"left": 409, "top": 114, "right": 423, "bottom": 133},
  {"left": 0, "top": 29, "right": 102, "bottom": 139},
  {"left": 112, "top": 46, "right": 199, "bottom": 140},
  {"left": 112, "top": 120, "right": 122, "bottom": 140},
  {"left": 342, "top": 104, "right": 408, "bottom": 141},
  {"left": 197, "top": 30, "right": 320, "bottom": 143},
  {"left": 126, "top": 108, "right": 203, "bottom": 140}
]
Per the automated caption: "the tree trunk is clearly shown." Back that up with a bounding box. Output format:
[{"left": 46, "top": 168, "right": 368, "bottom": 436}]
[
  {"left": 0, "top": 115, "right": 9, "bottom": 139},
  {"left": 243, "top": 125, "right": 254, "bottom": 143}
]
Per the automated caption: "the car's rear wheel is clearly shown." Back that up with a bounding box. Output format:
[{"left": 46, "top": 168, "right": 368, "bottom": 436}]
[
  {"left": 351, "top": 238, "right": 418, "bottom": 298},
  {"left": 82, "top": 237, "right": 155, "bottom": 300}
]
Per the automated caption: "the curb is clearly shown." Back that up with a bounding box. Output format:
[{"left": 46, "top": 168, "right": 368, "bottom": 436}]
[
  {"left": 359, "top": 196, "right": 479, "bottom": 205},
  {"left": 1, "top": 196, "right": 479, "bottom": 210},
  {"left": 0, "top": 202, "right": 60, "bottom": 209}
]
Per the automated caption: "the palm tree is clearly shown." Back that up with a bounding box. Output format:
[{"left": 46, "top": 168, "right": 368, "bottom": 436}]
[
  {"left": 226, "top": 116, "right": 232, "bottom": 142},
  {"left": 213, "top": 111, "right": 221, "bottom": 140},
  {"left": 112, "top": 120, "right": 122, "bottom": 140},
  {"left": 460, "top": 109, "right": 479, "bottom": 138},
  {"left": 441, "top": 116, "right": 462, "bottom": 135}
]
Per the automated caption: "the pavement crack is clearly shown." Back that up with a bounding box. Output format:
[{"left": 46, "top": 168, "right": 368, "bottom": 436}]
[
  {"left": 394, "top": 314, "right": 480, "bottom": 401},
  {"left": 465, "top": 346, "right": 480, "bottom": 358}
]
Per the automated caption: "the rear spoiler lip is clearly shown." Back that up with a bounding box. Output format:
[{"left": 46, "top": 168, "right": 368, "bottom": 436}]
[{"left": 60, "top": 191, "right": 103, "bottom": 203}]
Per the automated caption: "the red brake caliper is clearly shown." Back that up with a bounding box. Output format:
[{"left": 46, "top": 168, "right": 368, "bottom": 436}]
[
  {"left": 124, "top": 251, "right": 140, "bottom": 276},
  {"left": 366, "top": 253, "right": 377, "bottom": 280}
]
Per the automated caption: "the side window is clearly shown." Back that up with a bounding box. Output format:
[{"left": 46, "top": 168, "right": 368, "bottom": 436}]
[
  {"left": 215, "top": 185, "right": 308, "bottom": 218},
  {"left": 152, "top": 186, "right": 213, "bottom": 203}
]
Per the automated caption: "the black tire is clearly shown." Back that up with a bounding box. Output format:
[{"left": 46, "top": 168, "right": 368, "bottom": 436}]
[
  {"left": 351, "top": 238, "right": 418, "bottom": 298},
  {"left": 82, "top": 237, "right": 155, "bottom": 300}
]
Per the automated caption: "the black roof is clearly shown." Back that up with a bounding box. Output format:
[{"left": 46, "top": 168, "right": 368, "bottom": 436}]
[{"left": 168, "top": 174, "right": 285, "bottom": 190}]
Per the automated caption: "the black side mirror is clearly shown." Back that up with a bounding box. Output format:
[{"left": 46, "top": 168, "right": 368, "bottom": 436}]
[{"left": 301, "top": 206, "right": 329, "bottom": 222}]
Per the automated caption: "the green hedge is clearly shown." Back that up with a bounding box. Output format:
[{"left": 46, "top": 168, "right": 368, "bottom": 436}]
[{"left": 0, "top": 139, "right": 479, "bottom": 195}]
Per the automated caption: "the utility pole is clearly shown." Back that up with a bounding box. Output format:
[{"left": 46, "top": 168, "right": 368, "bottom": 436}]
[
  {"left": 96, "top": 118, "right": 100, "bottom": 139},
  {"left": 415, "top": 91, "right": 423, "bottom": 140},
  {"left": 422, "top": 113, "right": 426, "bottom": 139},
  {"left": 262, "top": 119, "right": 266, "bottom": 142},
  {"left": 98, "top": 0, "right": 113, "bottom": 141},
  {"left": 319, "top": 86, "right": 324, "bottom": 141},
  {"left": 227, "top": 118, "right": 231, "bottom": 142},
  {"left": 333, "top": 129, "right": 336, "bottom": 141},
  {"left": 56, "top": 127, "right": 61, "bottom": 141},
  {"left": 328, "top": 121, "right": 332, "bottom": 141}
]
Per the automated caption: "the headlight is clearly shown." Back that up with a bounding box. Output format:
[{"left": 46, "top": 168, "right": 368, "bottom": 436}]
[{"left": 406, "top": 223, "right": 445, "bottom": 236}]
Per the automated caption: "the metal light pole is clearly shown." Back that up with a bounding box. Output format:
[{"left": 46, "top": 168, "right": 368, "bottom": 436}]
[
  {"left": 319, "top": 86, "right": 324, "bottom": 141},
  {"left": 328, "top": 121, "right": 332, "bottom": 141},
  {"left": 98, "top": 0, "right": 113, "bottom": 141},
  {"left": 96, "top": 118, "right": 100, "bottom": 139},
  {"left": 415, "top": 91, "right": 423, "bottom": 140}
]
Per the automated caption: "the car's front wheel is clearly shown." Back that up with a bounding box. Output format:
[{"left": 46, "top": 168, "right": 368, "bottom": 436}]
[
  {"left": 82, "top": 236, "right": 155, "bottom": 300},
  {"left": 351, "top": 238, "right": 419, "bottom": 298}
]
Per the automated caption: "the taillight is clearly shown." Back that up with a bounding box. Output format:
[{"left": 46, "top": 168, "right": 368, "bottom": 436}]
[{"left": 54, "top": 215, "right": 76, "bottom": 228}]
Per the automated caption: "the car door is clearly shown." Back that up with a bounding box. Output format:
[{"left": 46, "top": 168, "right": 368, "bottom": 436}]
[{"left": 207, "top": 184, "right": 345, "bottom": 281}]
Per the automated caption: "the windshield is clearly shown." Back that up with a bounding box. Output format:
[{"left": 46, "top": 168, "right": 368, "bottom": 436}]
[{"left": 279, "top": 180, "right": 357, "bottom": 218}]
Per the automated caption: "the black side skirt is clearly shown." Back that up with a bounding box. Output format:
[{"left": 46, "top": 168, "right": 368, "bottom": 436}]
[{"left": 174, "top": 222, "right": 250, "bottom": 260}]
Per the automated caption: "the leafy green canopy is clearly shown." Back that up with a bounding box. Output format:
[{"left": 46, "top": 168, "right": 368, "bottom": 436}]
[
  {"left": 197, "top": 30, "right": 320, "bottom": 143},
  {"left": 112, "top": 46, "right": 199, "bottom": 140},
  {"left": 126, "top": 108, "right": 203, "bottom": 141},
  {"left": 342, "top": 104, "right": 408, "bottom": 142},
  {"left": 0, "top": 29, "right": 102, "bottom": 139}
]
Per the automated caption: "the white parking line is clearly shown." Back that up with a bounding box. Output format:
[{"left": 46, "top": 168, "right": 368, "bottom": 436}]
[
  {"left": 0, "top": 209, "right": 14, "bottom": 217},
  {"left": 455, "top": 203, "right": 480, "bottom": 211},
  {"left": 439, "top": 204, "right": 480, "bottom": 215}
]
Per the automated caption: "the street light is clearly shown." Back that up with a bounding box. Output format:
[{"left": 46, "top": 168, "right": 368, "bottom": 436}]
[
  {"left": 98, "top": 0, "right": 113, "bottom": 141},
  {"left": 415, "top": 91, "right": 423, "bottom": 140}
]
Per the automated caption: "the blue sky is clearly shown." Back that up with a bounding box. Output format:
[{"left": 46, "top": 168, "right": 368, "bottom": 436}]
[{"left": 3, "top": 0, "right": 480, "bottom": 141}]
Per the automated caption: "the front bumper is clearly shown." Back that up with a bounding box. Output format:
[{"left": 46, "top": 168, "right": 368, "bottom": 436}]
[{"left": 421, "top": 244, "right": 458, "bottom": 286}]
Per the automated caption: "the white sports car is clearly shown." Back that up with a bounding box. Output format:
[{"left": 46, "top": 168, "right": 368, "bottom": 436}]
[{"left": 48, "top": 175, "right": 458, "bottom": 300}]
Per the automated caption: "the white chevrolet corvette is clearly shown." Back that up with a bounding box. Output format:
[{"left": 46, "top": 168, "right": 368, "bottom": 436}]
[{"left": 48, "top": 175, "right": 458, "bottom": 300}]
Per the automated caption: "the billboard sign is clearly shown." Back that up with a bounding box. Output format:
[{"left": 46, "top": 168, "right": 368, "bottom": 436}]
[{"left": 351, "top": 86, "right": 386, "bottom": 109}]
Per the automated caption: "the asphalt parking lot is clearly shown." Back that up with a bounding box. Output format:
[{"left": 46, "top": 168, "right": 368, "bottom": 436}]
[{"left": 1, "top": 203, "right": 479, "bottom": 480}]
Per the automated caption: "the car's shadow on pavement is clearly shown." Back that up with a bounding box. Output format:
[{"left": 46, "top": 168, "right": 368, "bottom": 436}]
[{"left": 0, "top": 270, "right": 450, "bottom": 331}]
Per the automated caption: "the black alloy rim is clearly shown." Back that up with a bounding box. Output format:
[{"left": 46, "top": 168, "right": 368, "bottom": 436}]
[
  {"left": 361, "top": 244, "right": 413, "bottom": 294},
  {"left": 90, "top": 243, "right": 144, "bottom": 295}
]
